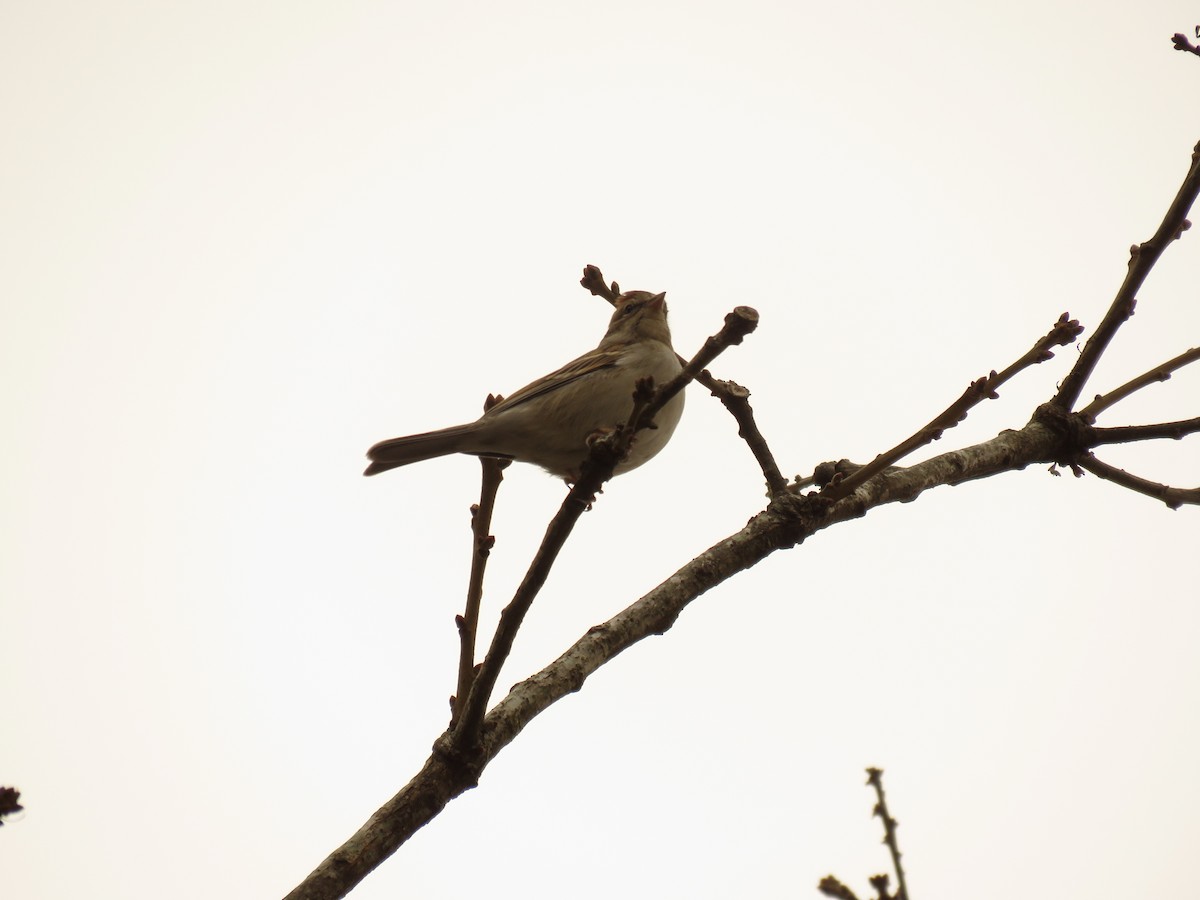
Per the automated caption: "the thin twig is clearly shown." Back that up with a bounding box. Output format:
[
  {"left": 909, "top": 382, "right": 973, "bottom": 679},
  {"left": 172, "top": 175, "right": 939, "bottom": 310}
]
[
  {"left": 651, "top": 306, "right": 759, "bottom": 420},
  {"left": 450, "top": 447, "right": 509, "bottom": 728},
  {"left": 583, "top": 262, "right": 730, "bottom": 391},
  {"left": 866, "top": 768, "right": 908, "bottom": 900},
  {"left": 1075, "top": 453, "right": 1200, "bottom": 509},
  {"left": 1172, "top": 33, "right": 1200, "bottom": 57},
  {"left": 708, "top": 378, "right": 789, "bottom": 496},
  {"left": 286, "top": 404, "right": 1130, "bottom": 899},
  {"left": 1054, "top": 141, "right": 1200, "bottom": 410},
  {"left": 583, "top": 265, "right": 786, "bottom": 493},
  {"left": 818, "top": 876, "right": 862, "bottom": 900},
  {"left": 1090, "top": 416, "right": 1200, "bottom": 445},
  {"left": 1079, "top": 346, "right": 1200, "bottom": 421},
  {"left": 579, "top": 263, "right": 621, "bottom": 303},
  {"left": 822, "top": 313, "right": 1083, "bottom": 502},
  {"left": 450, "top": 306, "right": 758, "bottom": 747},
  {"left": 798, "top": 459, "right": 903, "bottom": 492},
  {"left": 450, "top": 491, "right": 589, "bottom": 747},
  {"left": 0, "top": 786, "right": 22, "bottom": 826}
]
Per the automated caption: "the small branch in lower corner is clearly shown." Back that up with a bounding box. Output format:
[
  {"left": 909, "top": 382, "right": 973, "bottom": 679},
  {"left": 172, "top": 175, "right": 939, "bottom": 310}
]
[
  {"left": 867, "top": 767, "right": 909, "bottom": 900},
  {"left": 0, "top": 786, "right": 23, "bottom": 825},
  {"left": 820, "top": 769, "right": 910, "bottom": 900}
]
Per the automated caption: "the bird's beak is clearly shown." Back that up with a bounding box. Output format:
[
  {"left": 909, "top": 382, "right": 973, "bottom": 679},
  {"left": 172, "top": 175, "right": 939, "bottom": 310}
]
[{"left": 650, "top": 291, "right": 667, "bottom": 311}]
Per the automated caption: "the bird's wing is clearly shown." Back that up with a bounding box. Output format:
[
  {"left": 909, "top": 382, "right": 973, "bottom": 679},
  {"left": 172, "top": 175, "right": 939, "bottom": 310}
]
[{"left": 488, "top": 346, "right": 622, "bottom": 413}]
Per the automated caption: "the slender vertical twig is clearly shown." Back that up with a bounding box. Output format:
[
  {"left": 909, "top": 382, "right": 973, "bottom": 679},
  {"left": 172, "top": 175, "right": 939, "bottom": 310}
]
[
  {"left": 1054, "top": 141, "right": 1200, "bottom": 410},
  {"left": 866, "top": 768, "right": 908, "bottom": 900},
  {"left": 451, "top": 446, "right": 509, "bottom": 727}
]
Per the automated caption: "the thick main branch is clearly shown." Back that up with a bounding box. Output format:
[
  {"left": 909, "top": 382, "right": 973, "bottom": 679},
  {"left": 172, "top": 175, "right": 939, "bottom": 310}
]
[{"left": 284, "top": 417, "right": 1073, "bottom": 900}]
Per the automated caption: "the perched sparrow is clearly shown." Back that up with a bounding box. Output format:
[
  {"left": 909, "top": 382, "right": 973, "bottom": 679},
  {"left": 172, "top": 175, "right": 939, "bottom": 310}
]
[{"left": 365, "top": 291, "right": 685, "bottom": 481}]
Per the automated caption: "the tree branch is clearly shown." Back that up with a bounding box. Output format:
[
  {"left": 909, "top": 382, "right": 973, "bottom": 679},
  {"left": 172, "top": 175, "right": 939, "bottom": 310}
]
[
  {"left": 450, "top": 449, "right": 509, "bottom": 727},
  {"left": 285, "top": 410, "right": 1091, "bottom": 899},
  {"left": 1172, "top": 33, "right": 1200, "bottom": 57},
  {"left": 818, "top": 876, "right": 862, "bottom": 900},
  {"left": 708, "top": 378, "right": 790, "bottom": 496},
  {"left": 866, "top": 768, "right": 908, "bottom": 900},
  {"left": 288, "top": 124, "right": 1200, "bottom": 894},
  {"left": 0, "top": 786, "right": 22, "bottom": 826},
  {"left": 1054, "top": 141, "right": 1200, "bottom": 410},
  {"left": 450, "top": 305, "right": 758, "bottom": 748},
  {"left": 582, "top": 265, "right": 786, "bottom": 491},
  {"left": 1074, "top": 453, "right": 1200, "bottom": 509},
  {"left": 1089, "top": 416, "right": 1200, "bottom": 445},
  {"left": 1079, "top": 346, "right": 1200, "bottom": 421},
  {"left": 579, "top": 262, "right": 621, "bottom": 303},
  {"left": 821, "top": 313, "right": 1083, "bottom": 502}
]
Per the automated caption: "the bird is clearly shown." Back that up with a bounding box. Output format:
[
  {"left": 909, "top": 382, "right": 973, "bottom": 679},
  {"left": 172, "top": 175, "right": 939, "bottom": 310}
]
[{"left": 364, "top": 290, "right": 685, "bottom": 481}]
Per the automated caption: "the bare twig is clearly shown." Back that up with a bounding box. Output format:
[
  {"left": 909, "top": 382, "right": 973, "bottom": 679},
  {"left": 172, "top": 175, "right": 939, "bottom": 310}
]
[
  {"left": 818, "top": 876, "right": 862, "bottom": 900},
  {"left": 450, "top": 444, "right": 509, "bottom": 728},
  {"left": 450, "top": 489, "right": 589, "bottom": 748},
  {"left": 653, "top": 306, "right": 759, "bottom": 418},
  {"left": 1172, "top": 33, "right": 1200, "bottom": 57},
  {"left": 866, "top": 768, "right": 908, "bottom": 900},
  {"left": 1054, "top": 141, "right": 1200, "bottom": 410},
  {"left": 1074, "top": 453, "right": 1200, "bottom": 509},
  {"left": 579, "top": 263, "right": 620, "bottom": 302},
  {"left": 583, "top": 265, "right": 787, "bottom": 493},
  {"left": 291, "top": 133, "right": 1200, "bottom": 896},
  {"left": 1079, "top": 347, "right": 1200, "bottom": 420},
  {"left": 582, "top": 265, "right": 742, "bottom": 391},
  {"left": 1090, "top": 416, "right": 1200, "bottom": 445},
  {"left": 285, "top": 406, "right": 1117, "bottom": 900},
  {"left": 450, "top": 306, "right": 758, "bottom": 748},
  {"left": 708, "top": 378, "right": 789, "bottom": 496},
  {"left": 819, "top": 770, "right": 910, "bottom": 900},
  {"left": 0, "top": 786, "right": 22, "bottom": 825},
  {"left": 821, "top": 313, "right": 1083, "bottom": 501}
]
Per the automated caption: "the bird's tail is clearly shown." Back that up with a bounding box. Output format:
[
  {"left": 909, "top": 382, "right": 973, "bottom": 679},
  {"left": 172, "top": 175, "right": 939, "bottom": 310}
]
[{"left": 363, "top": 424, "right": 479, "bottom": 476}]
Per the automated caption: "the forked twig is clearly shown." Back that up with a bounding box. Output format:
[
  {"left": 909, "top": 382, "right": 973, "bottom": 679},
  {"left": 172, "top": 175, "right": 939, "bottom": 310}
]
[
  {"left": 820, "top": 769, "right": 909, "bottom": 900},
  {"left": 451, "top": 304, "right": 758, "bottom": 747},
  {"left": 1172, "top": 33, "right": 1200, "bottom": 57},
  {"left": 867, "top": 768, "right": 908, "bottom": 900},
  {"left": 579, "top": 264, "right": 621, "bottom": 303},
  {"left": 290, "top": 129, "right": 1200, "bottom": 898},
  {"left": 1054, "top": 141, "right": 1200, "bottom": 410},
  {"left": 450, "top": 445, "right": 509, "bottom": 728},
  {"left": 820, "top": 313, "right": 1083, "bottom": 502},
  {"left": 1079, "top": 347, "right": 1200, "bottom": 420},
  {"left": 583, "top": 264, "right": 787, "bottom": 495}
]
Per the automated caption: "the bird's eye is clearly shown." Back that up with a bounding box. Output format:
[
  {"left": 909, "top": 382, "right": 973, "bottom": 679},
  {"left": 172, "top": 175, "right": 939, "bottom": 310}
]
[{"left": 620, "top": 301, "right": 642, "bottom": 317}]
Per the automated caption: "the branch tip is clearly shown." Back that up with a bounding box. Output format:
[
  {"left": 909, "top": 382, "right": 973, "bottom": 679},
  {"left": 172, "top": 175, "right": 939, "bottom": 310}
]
[
  {"left": 1172, "top": 32, "right": 1200, "bottom": 56},
  {"left": 579, "top": 264, "right": 620, "bottom": 305},
  {"left": 1055, "top": 141, "right": 1200, "bottom": 408}
]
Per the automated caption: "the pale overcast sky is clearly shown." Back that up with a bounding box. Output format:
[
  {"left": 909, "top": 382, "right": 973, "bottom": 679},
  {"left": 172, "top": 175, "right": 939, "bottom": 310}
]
[{"left": 4, "top": 3, "right": 1199, "bottom": 899}]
